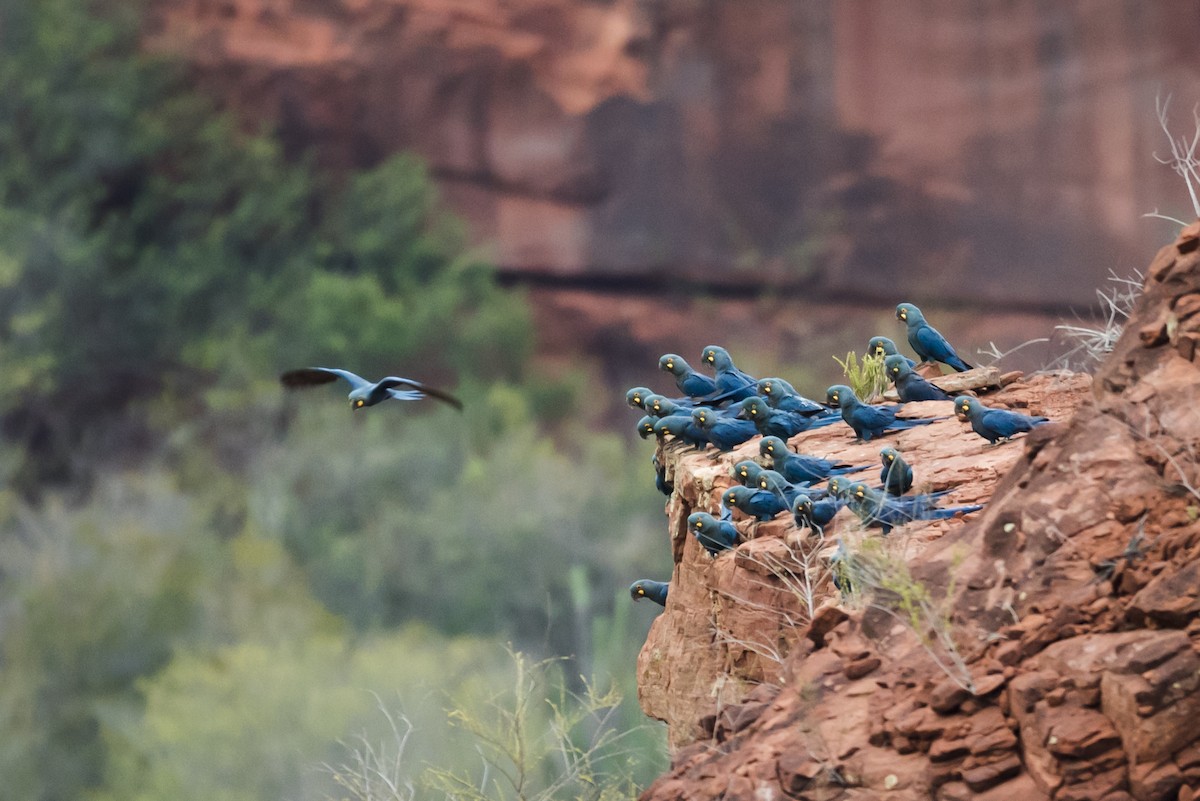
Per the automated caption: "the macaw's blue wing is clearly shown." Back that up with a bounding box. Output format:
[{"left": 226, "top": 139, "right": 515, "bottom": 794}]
[
  {"left": 911, "top": 325, "right": 972, "bottom": 372},
  {"left": 792, "top": 494, "right": 844, "bottom": 535},
  {"left": 377, "top": 376, "right": 463, "bottom": 410},
  {"left": 850, "top": 406, "right": 941, "bottom": 441},
  {"left": 880, "top": 462, "right": 914, "bottom": 496},
  {"left": 894, "top": 372, "right": 953, "bottom": 402},
  {"left": 776, "top": 453, "right": 868, "bottom": 485},
  {"left": 757, "top": 377, "right": 827, "bottom": 414},
  {"left": 979, "top": 408, "right": 1048, "bottom": 440},
  {"left": 703, "top": 418, "right": 760, "bottom": 451},
  {"left": 281, "top": 367, "right": 371, "bottom": 391},
  {"left": 848, "top": 483, "right": 981, "bottom": 534},
  {"left": 725, "top": 485, "right": 787, "bottom": 521},
  {"left": 843, "top": 404, "right": 896, "bottom": 440},
  {"left": 656, "top": 416, "right": 710, "bottom": 449},
  {"left": 679, "top": 372, "right": 720, "bottom": 398},
  {"left": 689, "top": 512, "right": 739, "bottom": 556}
]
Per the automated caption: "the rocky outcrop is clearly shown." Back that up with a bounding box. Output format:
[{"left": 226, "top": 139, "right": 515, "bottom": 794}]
[
  {"left": 147, "top": 0, "right": 1200, "bottom": 306},
  {"left": 638, "top": 371, "right": 1090, "bottom": 747},
  {"left": 637, "top": 222, "right": 1200, "bottom": 800}
]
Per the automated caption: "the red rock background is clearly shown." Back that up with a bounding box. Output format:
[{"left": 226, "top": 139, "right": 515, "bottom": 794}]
[{"left": 146, "top": 0, "right": 1199, "bottom": 307}]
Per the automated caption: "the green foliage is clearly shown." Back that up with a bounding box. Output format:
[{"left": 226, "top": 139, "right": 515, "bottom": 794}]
[
  {"left": 0, "top": 4, "right": 671, "bottom": 800},
  {"left": 96, "top": 627, "right": 509, "bottom": 801},
  {"left": 0, "top": 0, "right": 531, "bottom": 488},
  {"left": 424, "top": 651, "right": 644, "bottom": 801},
  {"left": 832, "top": 350, "right": 888, "bottom": 401},
  {"left": 321, "top": 650, "right": 664, "bottom": 801},
  {"left": 0, "top": 474, "right": 343, "bottom": 800},
  {"left": 245, "top": 390, "right": 669, "bottom": 649}
]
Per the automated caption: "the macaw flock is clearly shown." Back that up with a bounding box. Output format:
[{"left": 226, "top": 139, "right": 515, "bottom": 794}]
[
  {"left": 627, "top": 302, "right": 1050, "bottom": 607},
  {"left": 272, "top": 302, "right": 1048, "bottom": 613}
]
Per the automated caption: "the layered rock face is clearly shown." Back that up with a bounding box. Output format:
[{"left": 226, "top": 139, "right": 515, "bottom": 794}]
[
  {"left": 147, "top": 0, "right": 1199, "bottom": 305},
  {"left": 636, "top": 224, "right": 1200, "bottom": 800},
  {"left": 638, "top": 371, "right": 1090, "bottom": 747}
]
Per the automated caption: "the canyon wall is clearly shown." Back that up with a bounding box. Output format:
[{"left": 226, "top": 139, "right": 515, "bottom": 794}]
[{"left": 146, "top": 0, "right": 1200, "bottom": 307}]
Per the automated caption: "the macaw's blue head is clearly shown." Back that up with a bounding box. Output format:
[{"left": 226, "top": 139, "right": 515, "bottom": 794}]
[
  {"left": 884, "top": 354, "right": 910, "bottom": 379},
  {"left": 955, "top": 396, "right": 980, "bottom": 420},
  {"left": 721, "top": 487, "right": 742, "bottom": 508},
  {"left": 825, "top": 385, "right": 854, "bottom": 407},
  {"left": 687, "top": 511, "right": 714, "bottom": 534},
  {"left": 659, "top": 354, "right": 686, "bottom": 376},
  {"left": 896, "top": 303, "right": 924, "bottom": 325},
  {"left": 626, "top": 386, "right": 652, "bottom": 409},
  {"left": 739, "top": 397, "right": 766, "bottom": 420},
  {"left": 349, "top": 390, "right": 369, "bottom": 410},
  {"left": 700, "top": 345, "right": 733, "bottom": 371},
  {"left": 869, "top": 336, "right": 898, "bottom": 358},
  {"left": 759, "top": 436, "right": 786, "bottom": 459},
  {"left": 848, "top": 482, "right": 872, "bottom": 503},
  {"left": 732, "top": 461, "right": 763, "bottom": 485}
]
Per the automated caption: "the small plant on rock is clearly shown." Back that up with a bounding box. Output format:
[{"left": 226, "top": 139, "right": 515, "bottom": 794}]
[
  {"left": 841, "top": 538, "right": 974, "bottom": 693},
  {"left": 833, "top": 351, "right": 888, "bottom": 402}
]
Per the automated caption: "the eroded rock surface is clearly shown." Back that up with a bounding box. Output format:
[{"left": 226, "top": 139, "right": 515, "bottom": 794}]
[
  {"left": 638, "top": 223, "right": 1200, "bottom": 800},
  {"left": 147, "top": 0, "right": 1197, "bottom": 305}
]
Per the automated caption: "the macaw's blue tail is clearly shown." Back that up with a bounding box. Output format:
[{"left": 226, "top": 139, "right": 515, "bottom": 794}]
[
  {"left": 946, "top": 355, "right": 973, "bottom": 372},
  {"left": 890, "top": 415, "right": 947, "bottom": 431},
  {"left": 927, "top": 504, "right": 983, "bottom": 520},
  {"left": 805, "top": 413, "right": 845, "bottom": 431}
]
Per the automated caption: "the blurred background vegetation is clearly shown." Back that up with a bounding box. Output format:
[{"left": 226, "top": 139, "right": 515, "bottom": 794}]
[{"left": 0, "top": 1, "right": 672, "bottom": 799}]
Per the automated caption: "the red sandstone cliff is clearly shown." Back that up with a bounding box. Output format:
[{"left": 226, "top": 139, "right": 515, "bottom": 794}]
[
  {"left": 146, "top": 0, "right": 1200, "bottom": 307},
  {"left": 635, "top": 224, "right": 1200, "bottom": 800}
]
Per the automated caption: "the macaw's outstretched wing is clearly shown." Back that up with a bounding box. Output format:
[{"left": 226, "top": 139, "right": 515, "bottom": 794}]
[
  {"left": 377, "top": 377, "right": 464, "bottom": 411},
  {"left": 280, "top": 367, "right": 371, "bottom": 391}
]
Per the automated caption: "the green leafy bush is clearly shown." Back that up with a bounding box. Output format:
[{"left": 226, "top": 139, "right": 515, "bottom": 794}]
[{"left": 0, "top": 0, "right": 531, "bottom": 489}]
